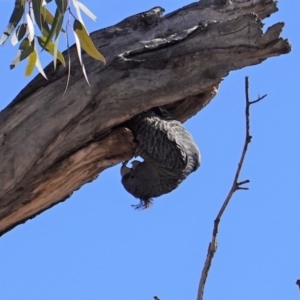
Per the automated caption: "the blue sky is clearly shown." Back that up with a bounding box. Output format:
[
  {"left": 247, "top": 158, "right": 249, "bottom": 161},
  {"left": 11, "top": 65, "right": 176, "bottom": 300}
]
[{"left": 0, "top": 1, "right": 299, "bottom": 299}]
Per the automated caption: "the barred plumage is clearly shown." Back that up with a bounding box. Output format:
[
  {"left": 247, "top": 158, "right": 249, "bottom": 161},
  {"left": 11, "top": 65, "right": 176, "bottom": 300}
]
[{"left": 121, "top": 107, "right": 200, "bottom": 209}]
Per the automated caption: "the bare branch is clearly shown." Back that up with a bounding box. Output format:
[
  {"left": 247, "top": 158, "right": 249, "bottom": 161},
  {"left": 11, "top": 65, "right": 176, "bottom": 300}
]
[
  {"left": 0, "top": 0, "right": 290, "bottom": 236},
  {"left": 296, "top": 280, "right": 300, "bottom": 296},
  {"left": 196, "top": 77, "right": 266, "bottom": 300}
]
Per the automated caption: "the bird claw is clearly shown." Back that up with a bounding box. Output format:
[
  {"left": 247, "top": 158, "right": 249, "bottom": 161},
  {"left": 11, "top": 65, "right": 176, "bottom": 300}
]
[{"left": 131, "top": 198, "right": 153, "bottom": 210}]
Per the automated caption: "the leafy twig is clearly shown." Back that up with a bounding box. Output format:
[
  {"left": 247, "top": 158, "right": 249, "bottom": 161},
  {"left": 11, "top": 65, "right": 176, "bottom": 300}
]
[{"left": 196, "top": 77, "right": 267, "bottom": 300}]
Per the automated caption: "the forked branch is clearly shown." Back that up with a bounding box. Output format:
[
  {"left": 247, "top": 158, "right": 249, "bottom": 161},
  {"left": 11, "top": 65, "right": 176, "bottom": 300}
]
[{"left": 196, "top": 77, "right": 267, "bottom": 300}]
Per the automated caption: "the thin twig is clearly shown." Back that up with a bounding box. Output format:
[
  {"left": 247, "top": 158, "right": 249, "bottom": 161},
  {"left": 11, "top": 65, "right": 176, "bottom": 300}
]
[
  {"left": 296, "top": 280, "right": 300, "bottom": 297},
  {"left": 196, "top": 77, "right": 267, "bottom": 300}
]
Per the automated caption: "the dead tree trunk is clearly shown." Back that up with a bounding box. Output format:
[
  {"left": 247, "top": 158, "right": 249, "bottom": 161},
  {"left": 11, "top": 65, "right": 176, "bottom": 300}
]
[{"left": 0, "top": 0, "right": 290, "bottom": 236}]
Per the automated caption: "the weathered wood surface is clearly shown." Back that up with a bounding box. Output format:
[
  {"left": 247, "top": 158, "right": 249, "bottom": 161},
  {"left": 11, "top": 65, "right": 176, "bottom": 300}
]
[{"left": 0, "top": 0, "right": 291, "bottom": 235}]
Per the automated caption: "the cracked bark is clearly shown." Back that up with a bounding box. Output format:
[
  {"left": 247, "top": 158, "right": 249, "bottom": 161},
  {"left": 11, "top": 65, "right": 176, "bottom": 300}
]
[{"left": 0, "top": 0, "right": 291, "bottom": 236}]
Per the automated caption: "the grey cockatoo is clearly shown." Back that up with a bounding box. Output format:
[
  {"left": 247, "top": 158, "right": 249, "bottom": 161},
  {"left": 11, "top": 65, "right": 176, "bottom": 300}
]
[{"left": 121, "top": 107, "right": 200, "bottom": 209}]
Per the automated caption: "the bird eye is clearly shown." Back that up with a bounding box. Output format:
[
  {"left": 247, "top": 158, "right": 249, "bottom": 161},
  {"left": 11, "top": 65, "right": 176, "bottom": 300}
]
[{"left": 130, "top": 175, "right": 135, "bottom": 179}]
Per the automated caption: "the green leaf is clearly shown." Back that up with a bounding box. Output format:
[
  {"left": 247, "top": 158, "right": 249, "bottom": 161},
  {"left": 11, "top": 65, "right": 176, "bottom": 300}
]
[
  {"left": 25, "top": 49, "right": 37, "bottom": 76},
  {"left": 40, "top": 18, "right": 51, "bottom": 37},
  {"left": 73, "top": 26, "right": 90, "bottom": 85},
  {"left": 76, "top": 1, "right": 97, "bottom": 21},
  {"left": 10, "top": 38, "right": 34, "bottom": 69},
  {"left": 41, "top": 8, "right": 63, "bottom": 51},
  {"left": 41, "top": 6, "right": 66, "bottom": 33},
  {"left": 63, "top": 28, "right": 72, "bottom": 95},
  {"left": 33, "top": 37, "right": 48, "bottom": 79},
  {"left": 43, "top": 6, "right": 54, "bottom": 25},
  {"left": 54, "top": 11, "right": 64, "bottom": 40},
  {"left": 37, "top": 36, "right": 66, "bottom": 66},
  {"left": 19, "top": 38, "right": 34, "bottom": 61},
  {"left": 0, "top": 0, "right": 26, "bottom": 46},
  {"left": 19, "top": 37, "right": 30, "bottom": 50},
  {"left": 73, "top": 19, "right": 106, "bottom": 63},
  {"left": 55, "top": 0, "right": 68, "bottom": 14},
  {"left": 11, "top": 23, "right": 27, "bottom": 46},
  {"left": 53, "top": 33, "right": 60, "bottom": 69},
  {"left": 31, "top": 0, "right": 43, "bottom": 33},
  {"left": 26, "top": 13, "right": 35, "bottom": 43}
]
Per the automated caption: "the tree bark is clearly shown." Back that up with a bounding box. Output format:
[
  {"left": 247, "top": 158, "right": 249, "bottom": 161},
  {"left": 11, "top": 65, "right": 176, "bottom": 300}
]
[{"left": 0, "top": 0, "right": 290, "bottom": 236}]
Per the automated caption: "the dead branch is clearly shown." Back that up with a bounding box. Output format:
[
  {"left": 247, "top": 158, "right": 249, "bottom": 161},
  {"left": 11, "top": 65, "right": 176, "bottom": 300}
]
[
  {"left": 196, "top": 77, "right": 267, "bottom": 300},
  {"left": 0, "top": 0, "right": 290, "bottom": 235}
]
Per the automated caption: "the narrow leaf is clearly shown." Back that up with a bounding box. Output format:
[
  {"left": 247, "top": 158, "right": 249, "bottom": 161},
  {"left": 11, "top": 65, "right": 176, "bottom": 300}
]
[
  {"left": 0, "top": 0, "right": 26, "bottom": 45},
  {"left": 54, "top": 12, "right": 64, "bottom": 40},
  {"left": 73, "top": 27, "right": 90, "bottom": 85},
  {"left": 19, "top": 38, "right": 34, "bottom": 61},
  {"left": 10, "top": 51, "right": 22, "bottom": 69},
  {"left": 25, "top": 49, "right": 37, "bottom": 76},
  {"left": 32, "top": 0, "right": 43, "bottom": 31},
  {"left": 10, "top": 38, "right": 34, "bottom": 69},
  {"left": 41, "top": 6, "right": 66, "bottom": 33},
  {"left": 11, "top": 23, "right": 27, "bottom": 46},
  {"left": 41, "top": 8, "right": 62, "bottom": 50},
  {"left": 80, "top": 61, "right": 90, "bottom": 86},
  {"left": 40, "top": 18, "right": 51, "bottom": 37},
  {"left": 53, "top": 32, "right": 60, "bottom": 69},
  {"left": 29, "top": 1, "right": 36, "bottom": 25},
  {"left": 43, "top": 6, "right": 54, "bottom": 24},
  {"left": 77, "top": 1, "right": 97, "bottom": 21},
  {"left": 63, "top": 25, "right": 71, "bottom": 95},
  {"left": 73, "top": 19, "right": 106, "bottom": 63},
  {"left": 72, "top": 0, "right": 85, "bottom": 27},
  {"left": 26, "top": 13, "right": 35, "bottom": 43},
  {"left": 73, "top": 26, "right": 83, "bottom": 66},
  {"left": 37, "top": 36, "right": 66, "bottom": 66},
  {"left": 34, "top": 38, "right": 48, "bottom": 79},
  {"left": 55, "top": 0, "right": 68, "bottom": 14}
]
